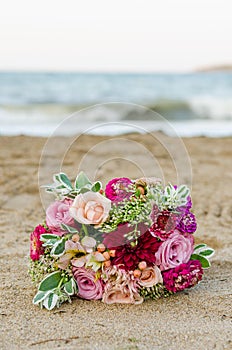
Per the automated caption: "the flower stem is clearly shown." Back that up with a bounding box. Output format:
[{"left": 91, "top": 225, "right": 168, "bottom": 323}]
[
  {"left": 82, "top": 224, "right": 88, "bottom": 236},
  {"left": 57, "top": 277, "right": 64, "bottom": 290}
]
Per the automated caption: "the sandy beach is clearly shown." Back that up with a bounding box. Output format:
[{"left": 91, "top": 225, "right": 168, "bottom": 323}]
[{"left": 0, "top": 133, "right": 231, "bottom": 350}]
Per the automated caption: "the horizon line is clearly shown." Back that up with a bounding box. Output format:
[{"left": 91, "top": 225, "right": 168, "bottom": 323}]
[{"left": 0, "top": 64, "right": 231, "bottom": 74}]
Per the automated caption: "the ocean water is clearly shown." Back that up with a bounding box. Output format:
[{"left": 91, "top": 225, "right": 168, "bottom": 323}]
[{"left": 0, "top": 71, "right": 232, "bottom": 137}]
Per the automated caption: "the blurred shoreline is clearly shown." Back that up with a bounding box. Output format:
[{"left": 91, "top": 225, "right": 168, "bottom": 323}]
[
  {"left": 196, "top": 64, "right": 232, "bottom": 72},
  {"left": 1, "top": 103, "right": 232, "bottom": 138}
]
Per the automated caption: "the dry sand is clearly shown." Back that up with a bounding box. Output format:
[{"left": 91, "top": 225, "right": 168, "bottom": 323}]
[{"left": 0, "top": 133, "right": 231, "bottom": 350}]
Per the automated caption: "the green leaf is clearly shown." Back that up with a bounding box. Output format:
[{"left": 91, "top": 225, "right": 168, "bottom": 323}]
[
  {"left": 180, "top": 190, "right": 189, "bottom": 199},
  {"left": 190, "top": 253, "right": 211, "bottom": 268},
  {"left": 42, "top": 239, "right": 60, "bottom": 247},
  {"left": 54, "top": 174, "right": 61, "bottom": 183},
  {"left": 63, "top": 278, "right": 77, "bottom": 295},
  {"left": 33, "top": 291, "right": 48, "bottom": 305},
  {"left": 63, "top": 280, "right": 73, "bottom": 295},
  {"left": 176, "top": 185, "right": 190, "bottom": 201},
  {"left": 91, "top": 181, "right": 102, "bottom": 192},
  {"left": 56, "top": 184, "right": 66, "bottom": 190},
  {"left": 43, "top": 293, "right": 59, "bottom": 310},
  {"left": 194, "top": 244, "right": 206, "bottom": 251},
  {"left": 39, "top": 271, "right": 63, "bottom": 292},
  {"left": 79, "top": 186, "right": 92, "bottom": 194},
  {"left": 74, "top": 171, "right": 91, "bottom": 189},
  {"left": 40, "top": 234, "right": 60, "bottom": 241},
  {"left": 199, "top": 249, "right": 215, "bottom": 257},
  {"left": 60, "top": 223, "right": 78, "bottom": 233},
  {"left": 194, "top": 244, "right": 215, "bottom": 258},
  {"left": 50, "top": 238, "right": 66, "bottom": 257},
  {"left": 45, "top": 188, "right": 54, "bottom": 192},
  {"left": 177, "top": 185, "right": 186, "bottom": 194},
  {"left": 72, "top": 279, "right": 78, "bottom": 293},
  {"left": 58, "top": 173, "right": 73, "bottom": 190}
]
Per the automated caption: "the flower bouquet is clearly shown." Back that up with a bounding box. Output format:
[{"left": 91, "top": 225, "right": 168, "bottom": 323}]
[{"left": 29, "top": 172, "right": 214, "bottom": 310}]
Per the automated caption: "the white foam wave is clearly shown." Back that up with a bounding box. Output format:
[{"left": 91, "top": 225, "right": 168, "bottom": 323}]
[
  {"left": 1, "top": 102, "right": 232, "bottom": 137},
  {"left": 189, "top": 96, "right": 232, "bottom": 120}
]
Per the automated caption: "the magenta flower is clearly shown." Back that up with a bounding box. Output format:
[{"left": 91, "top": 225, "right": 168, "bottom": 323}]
[
  {"left": 162, "top": 260, "right": 203, "bottom": 292},
  {"left": 155, "top": 230, "right": 194, "bottom": 271},
  {"left": 30, "top": 225, "right": 47, "bottom": 261},
  {"left": 72, "top": 267, "right": 103, "bottom": 300},
  {"left": 177, "top": 211, "right": 197, "bottom": 233},
  {"left": 46, "top": 199, "right": 74, "bottom": 235},
  {"left": 185, "top": 196, "right": 192, "bottom": 211},
  {"left": 105, "top": 177, "right": 133, "bottom": 203}
]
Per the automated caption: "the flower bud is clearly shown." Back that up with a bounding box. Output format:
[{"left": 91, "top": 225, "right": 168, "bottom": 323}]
[
  {"left": 133, "top": 269, "right": 142, "bottom": 278},
  {"left": 138, "top": 261, "right": 147, "bottom": 270},
  {"left": 97, "top": 243, "right": 106, "bottom": 253},
  {"left": 72, "top": 234, "right": 80, "bottom": 242},
  {"left": 109, "top": 249, "right": 116, "bottom": 257},
  {"left": 137, "top": 185, "right": 145, "bottom": 195},
  {"left": 102, "top": 251, "right": 110, "bottom": 261}
]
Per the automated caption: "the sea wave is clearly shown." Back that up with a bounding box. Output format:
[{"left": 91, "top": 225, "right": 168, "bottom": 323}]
[
  {"left": 1, "top": 97, "right": 232, "bottom": 122},
  {"left": 148, "top": 97, "right": 232, "bottom": 120},
  {"left": 0, "top": 101, "right": 232, "bottom": 137}
]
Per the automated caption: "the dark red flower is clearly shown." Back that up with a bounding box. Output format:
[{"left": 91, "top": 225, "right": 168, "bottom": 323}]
[
  {"left": 103, "top": 223, "right": 147, "bottom": 249},
  {"left": 112, "top": 230, "right": 162, "bottom": 270},
  {"left": 103, "top": 224, "right": 131, "bottom": 249}
]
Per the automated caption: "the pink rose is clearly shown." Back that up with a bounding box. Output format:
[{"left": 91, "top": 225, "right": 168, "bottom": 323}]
[
  {"left": 46, "top": 199, "right": 74, "bottom": 234},
  {"left": 138, "top": 266, "right": 163, "bottom": 287},
  {"left": 155, "top": 230, "right": 194, "bottom": 271},
  {"left": 69, "top": 192, "right": 111, "bottom": 225},
  {"left": 72, "top": 267, "right": 103, "bottom": 300}
]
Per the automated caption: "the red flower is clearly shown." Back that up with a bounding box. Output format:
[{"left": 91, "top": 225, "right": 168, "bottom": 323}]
[
  {"left": 149, "top": 211, "right": 177, "bottom": 240},
  {"left": 30, "top": 225, "right": 48, "bottom": 261},
  {"left": 103, "top": 223, "right": 147, "bottom": 249},
  {"left": 112, "top": 230, "right": 162, "bottom": 270}
]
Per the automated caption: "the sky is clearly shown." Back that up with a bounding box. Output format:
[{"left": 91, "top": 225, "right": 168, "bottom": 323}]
[{"left": 0, "top": 0, "right": 232, "bottom": 72}]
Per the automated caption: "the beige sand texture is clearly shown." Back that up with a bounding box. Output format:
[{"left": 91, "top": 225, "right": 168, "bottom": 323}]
[{"left": 0, "top": 134, "right": 232, "bottom": 350}]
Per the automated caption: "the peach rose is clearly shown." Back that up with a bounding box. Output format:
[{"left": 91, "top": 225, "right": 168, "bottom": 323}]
[
  {"left": 102, "top": 286, "right": 143, "bottom": 305},
  {"left": 138, "top": 266, "right": 163, "bottom": 288},
  {"left": 69, "top": 192, "right": 111, "bottom": 225},
  {"left": 101, "top": 265, "right": 143, "bottom": 304}
]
